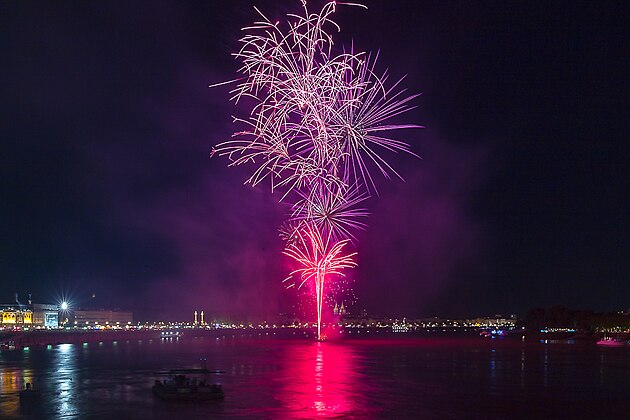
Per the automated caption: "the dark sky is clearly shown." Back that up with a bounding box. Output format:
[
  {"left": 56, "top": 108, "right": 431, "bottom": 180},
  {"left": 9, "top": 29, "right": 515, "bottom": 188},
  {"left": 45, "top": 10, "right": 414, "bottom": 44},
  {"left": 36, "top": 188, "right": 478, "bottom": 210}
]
[{"left": 1, "top": 1, "right": 628, "bottom": 321}]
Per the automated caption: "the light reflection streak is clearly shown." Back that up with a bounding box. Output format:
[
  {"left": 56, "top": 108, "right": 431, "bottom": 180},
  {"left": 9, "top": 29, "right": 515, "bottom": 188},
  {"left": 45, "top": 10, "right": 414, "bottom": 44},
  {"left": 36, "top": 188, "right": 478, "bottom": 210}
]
[
  {"left": 0, "top": 355, "right": 37, "bottom": 417},
  {"left": 543, "top": 347, "right": 549, "bottom": 388},
  {"left": 55, "top": 343, "right": 79, "bottom": 417},
  {"left": 280, "top": 342, "right": 372, "bottom": 417},
  {"left": 520, "top": 348, "right": 526, "bottom": 388},
  {"left": 0, "top": 367, "right": 23, "bottom": 417},
  {"left": 488, "top": 348, "right": 497, "bottom": 396}
]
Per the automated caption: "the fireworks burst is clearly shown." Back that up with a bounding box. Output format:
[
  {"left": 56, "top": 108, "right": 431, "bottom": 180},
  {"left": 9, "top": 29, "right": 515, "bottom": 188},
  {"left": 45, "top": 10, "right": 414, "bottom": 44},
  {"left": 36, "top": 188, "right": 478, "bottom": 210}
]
[
  {"left": 282, "top": 225, "right": 357, "bottom": 338},
  {"left": 212, "top": 1, "right": 420, "bottom": 339}
]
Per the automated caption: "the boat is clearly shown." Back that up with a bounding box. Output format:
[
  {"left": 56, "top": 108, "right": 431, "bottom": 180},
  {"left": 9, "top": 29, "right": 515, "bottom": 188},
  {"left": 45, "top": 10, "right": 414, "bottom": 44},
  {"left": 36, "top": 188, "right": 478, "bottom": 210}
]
[
  {"left": 152, "top": 374, "right": 224, "bottom": 402},
  {"left": 480, "top": 329, "right": 508, "bottom": 338},
  {"left": 160, "top": 331, "right": 183, "bottom": 338},
  {"left": 19, "top": 383, "right": 41, "bottom": 402},
  {"left": 596, "top": 337, "right": 630, "bottom": 347},
  {"left": 0, "top": 340, "right": 16, "bottom": 350}
]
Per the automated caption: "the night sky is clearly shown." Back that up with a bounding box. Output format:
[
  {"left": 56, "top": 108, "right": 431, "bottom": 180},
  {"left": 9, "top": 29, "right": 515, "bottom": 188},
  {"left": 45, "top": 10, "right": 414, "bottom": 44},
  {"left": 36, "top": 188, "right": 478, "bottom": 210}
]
[{"left": 1, "top": 1, "right": 628, "bottom": 321}]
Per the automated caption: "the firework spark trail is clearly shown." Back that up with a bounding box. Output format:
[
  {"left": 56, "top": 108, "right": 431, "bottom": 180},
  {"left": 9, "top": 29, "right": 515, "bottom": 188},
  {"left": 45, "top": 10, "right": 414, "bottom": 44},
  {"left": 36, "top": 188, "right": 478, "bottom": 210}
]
[
  {"left": 212, "top": 1, "right": 420, "bottom": 340},
  {"left": 290, "top": 180, "right": 369, "bottom": 243}
]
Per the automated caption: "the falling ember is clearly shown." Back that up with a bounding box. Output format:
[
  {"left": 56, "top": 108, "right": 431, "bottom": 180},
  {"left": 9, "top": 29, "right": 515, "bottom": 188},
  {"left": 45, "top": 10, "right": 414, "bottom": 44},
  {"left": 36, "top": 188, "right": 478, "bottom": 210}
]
[{"left": 212, "top": 1, "right": 420, "bottom": 340}]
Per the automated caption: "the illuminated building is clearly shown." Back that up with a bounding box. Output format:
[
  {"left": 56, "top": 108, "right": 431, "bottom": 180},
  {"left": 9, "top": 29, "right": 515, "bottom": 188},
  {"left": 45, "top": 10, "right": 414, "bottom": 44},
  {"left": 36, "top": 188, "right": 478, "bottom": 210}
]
[
  {"left": 32, "top": 304, "right": 59, "bottom": 327},
  {"left": 1, "top": 307, "right": 31, "bottom": 324},
  {"left": 72, "top": 309, "right": 133, "bottom": 326},
  {"left": 0, "top": 303, "right": 57, "bottom": 327},
  {"left": 193, "top": 310, "right": 206, "bottom": 326}
]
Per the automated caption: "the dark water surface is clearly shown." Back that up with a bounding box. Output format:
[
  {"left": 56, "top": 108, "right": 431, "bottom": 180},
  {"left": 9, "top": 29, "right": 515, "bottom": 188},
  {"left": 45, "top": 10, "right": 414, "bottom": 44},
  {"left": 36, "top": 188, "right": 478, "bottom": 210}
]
[{"left": 1, "top": 335, "right": 628, "bottom": 419}]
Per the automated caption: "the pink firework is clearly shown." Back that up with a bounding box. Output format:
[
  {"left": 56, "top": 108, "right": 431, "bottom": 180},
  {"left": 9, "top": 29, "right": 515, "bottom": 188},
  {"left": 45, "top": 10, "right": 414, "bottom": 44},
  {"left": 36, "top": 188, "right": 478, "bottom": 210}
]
[
  {"left": 212, "top": 1, "right": 419, "bottom": 340},
  {"left": 282, "top": 224, "right": 357, "bottom": 339}
]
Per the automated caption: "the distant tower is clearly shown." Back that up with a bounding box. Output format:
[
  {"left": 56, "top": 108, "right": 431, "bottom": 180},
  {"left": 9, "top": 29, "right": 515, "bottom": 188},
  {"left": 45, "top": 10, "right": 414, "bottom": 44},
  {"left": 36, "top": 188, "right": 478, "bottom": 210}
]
[
  {"left": 333, "top": 302, "right": 339, "bottom": 316},
  {"left": 340, "top": 303, "right": 346, "bottom": 316},
  {"left": 200, "top": 311, "right": 205, "bottom": 325},
  {"left": 194, "top": 310, "right": 198, "bottom": 326}
]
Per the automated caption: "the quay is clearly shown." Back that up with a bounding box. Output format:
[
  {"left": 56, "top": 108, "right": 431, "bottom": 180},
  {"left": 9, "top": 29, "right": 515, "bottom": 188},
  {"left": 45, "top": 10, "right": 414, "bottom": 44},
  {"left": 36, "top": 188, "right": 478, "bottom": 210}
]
[{"left": 0, "top": 329, "right": 158, "bottom": 349}]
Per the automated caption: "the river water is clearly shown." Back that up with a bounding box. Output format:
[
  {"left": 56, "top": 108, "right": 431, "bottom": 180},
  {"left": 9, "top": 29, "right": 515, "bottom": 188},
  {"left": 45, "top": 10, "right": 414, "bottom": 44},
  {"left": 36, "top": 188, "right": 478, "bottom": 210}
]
[{"left": 1, "top": 334, "right": 628, "bottom": 419}]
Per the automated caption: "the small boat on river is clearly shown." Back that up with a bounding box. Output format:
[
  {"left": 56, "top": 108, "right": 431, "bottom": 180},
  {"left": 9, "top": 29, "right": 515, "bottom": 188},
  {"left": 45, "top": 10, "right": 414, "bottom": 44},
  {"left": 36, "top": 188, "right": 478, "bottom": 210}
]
[
  {"left": 19, "top": 383, "right": 41, "bottom": 402},
  {"left": 597, "top": 337, "right": 630, "bottom": 347},
  {"left": 152, "top": 374, "right": 224, "bottom": 402}
]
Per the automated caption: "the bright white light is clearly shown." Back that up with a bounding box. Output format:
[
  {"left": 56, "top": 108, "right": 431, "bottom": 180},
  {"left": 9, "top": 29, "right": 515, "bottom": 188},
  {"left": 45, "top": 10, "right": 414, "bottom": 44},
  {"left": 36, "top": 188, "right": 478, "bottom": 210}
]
[{"left": 61, "top": 302, "right": 68, "bottom": 310}]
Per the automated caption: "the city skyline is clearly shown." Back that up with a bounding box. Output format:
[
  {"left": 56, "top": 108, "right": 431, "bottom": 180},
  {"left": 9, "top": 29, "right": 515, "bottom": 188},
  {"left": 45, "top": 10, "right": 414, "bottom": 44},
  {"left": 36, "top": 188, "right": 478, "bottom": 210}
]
[{"left": 2, "top": 1, "right": 628, "bottom": 320}]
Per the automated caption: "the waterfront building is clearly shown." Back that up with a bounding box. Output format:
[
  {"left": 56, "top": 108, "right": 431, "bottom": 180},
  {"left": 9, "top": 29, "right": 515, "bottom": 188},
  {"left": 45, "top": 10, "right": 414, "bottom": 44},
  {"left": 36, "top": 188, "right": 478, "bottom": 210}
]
[
  {"left": 470, "top": 316, "right": 517, "bottom": 328},
  {"left": 1, "top": 303, "right": 58, "bottom": 327},
  {"left": 1, "top": 306, "right": 32, "bottom": 325},
  {"left": 72, "top": 309, "right": 133, "bottom": 326},
  {"left": 32, "top": 304, "right": 59, "bottom": 327}
]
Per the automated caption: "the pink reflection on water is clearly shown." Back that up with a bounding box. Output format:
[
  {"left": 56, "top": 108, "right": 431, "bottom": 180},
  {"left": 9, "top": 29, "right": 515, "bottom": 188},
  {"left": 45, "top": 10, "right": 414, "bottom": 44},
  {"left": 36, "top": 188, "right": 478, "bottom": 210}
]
[{"left": 280, "top": 341, "right": 371, "bottom": 417}]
